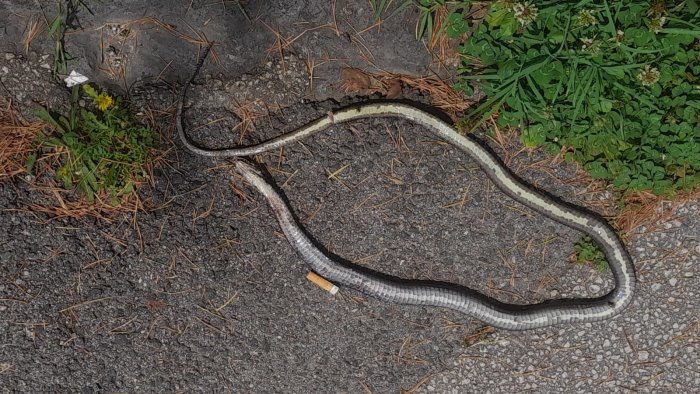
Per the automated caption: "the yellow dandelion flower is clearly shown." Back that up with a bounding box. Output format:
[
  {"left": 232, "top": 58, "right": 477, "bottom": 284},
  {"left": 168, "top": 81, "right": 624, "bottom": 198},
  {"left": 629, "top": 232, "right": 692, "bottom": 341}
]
[{"left": 95, "top": 93, "right": 113, "bottom": 111}]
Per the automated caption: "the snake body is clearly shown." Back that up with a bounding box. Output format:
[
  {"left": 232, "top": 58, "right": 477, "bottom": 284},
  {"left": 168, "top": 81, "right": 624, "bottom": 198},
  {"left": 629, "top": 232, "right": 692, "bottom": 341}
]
[{"left": 177, "top": 52, "right": 636, "bottom": 330}]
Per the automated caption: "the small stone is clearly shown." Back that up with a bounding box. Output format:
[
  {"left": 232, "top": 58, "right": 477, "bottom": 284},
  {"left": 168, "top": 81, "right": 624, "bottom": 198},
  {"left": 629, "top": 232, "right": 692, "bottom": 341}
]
[
  {"left": 4, "top": 53, "right": 15, "bottom": 60},
  {"left": 638, "top": 350, "right": 649, "bottom": 361},
  {"left": 1, "top": 66, "right": 8, "bottom": 74},
  {"left": 669, "top": 278, "right": 677, "bottom": 286},
  {"left": 40, "top": 63, "right": 51, "bottom": 70}
]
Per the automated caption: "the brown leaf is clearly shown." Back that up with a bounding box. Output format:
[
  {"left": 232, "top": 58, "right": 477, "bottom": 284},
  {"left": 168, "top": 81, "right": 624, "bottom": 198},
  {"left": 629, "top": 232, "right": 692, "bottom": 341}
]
[
  {"left": 385, "top": 79, "right": 402, "bottom": 99},
  {"left": 146, "top": 299, "right": 168, "bottom": 312},
  {"left": 340, "top": 68, "right": 372, "bottom": 92}
]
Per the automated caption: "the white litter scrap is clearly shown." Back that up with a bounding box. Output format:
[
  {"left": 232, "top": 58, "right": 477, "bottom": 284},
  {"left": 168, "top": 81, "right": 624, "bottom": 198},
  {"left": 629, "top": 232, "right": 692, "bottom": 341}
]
[{"left": 64, "top": 70, "right": 89, "bottom": 87}]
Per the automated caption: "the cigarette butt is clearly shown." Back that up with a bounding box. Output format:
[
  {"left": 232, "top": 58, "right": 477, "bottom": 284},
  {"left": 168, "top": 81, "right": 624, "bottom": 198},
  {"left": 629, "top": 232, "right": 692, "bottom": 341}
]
[{"left": 306, "top": 272, "right": 339, "bottom": 295}]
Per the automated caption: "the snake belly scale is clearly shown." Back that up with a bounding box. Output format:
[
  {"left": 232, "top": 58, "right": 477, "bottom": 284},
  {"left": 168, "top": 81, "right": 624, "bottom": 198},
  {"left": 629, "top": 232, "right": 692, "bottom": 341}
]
[{"left": 177, "top": 55, "right": 636, "bottom": 330}]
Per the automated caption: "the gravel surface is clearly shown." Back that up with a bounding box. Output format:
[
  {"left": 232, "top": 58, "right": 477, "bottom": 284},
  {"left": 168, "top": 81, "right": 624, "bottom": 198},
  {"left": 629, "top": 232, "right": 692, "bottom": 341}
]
[
  {"left": 427, "top": 201, "right": 700, "bottom": 393},
  {"left": 1, "top": 1, "right": 698, "bottom": 393}
]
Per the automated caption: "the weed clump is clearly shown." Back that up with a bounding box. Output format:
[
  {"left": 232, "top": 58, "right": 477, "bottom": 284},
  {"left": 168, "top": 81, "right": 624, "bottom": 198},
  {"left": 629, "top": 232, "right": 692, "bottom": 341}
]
[
  {"left": 572, "top": 236, "right": 609, "bottom": 272},
  {"left": 33, "top": 84, "right": 157, "bottom": 205}
]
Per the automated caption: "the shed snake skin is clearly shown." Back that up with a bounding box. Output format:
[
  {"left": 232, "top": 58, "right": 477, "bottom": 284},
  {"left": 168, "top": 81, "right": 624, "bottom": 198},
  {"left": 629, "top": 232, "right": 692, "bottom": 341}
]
[{"left": 176, "top": 47, "right": 635, "bottom": 330}]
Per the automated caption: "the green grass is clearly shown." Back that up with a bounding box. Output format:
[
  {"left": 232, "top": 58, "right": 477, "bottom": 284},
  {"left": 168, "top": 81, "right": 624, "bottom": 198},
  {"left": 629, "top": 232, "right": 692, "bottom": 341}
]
[{"left": 456, "top": 0, "right": 700, "bottom": 196}]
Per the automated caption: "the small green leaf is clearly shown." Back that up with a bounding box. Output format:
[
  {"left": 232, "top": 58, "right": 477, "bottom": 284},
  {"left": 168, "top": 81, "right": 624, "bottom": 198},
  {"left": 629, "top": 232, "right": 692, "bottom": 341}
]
[
  {"left": 446, "top": 12, "right": 469, "bottom": 38},
  {"left": 500, "top": 15, "right": 518, "bottom": 37},
  {"left": 486, "top": 7, "right": 510, "bottom": 28},
  {"left": 82, "top": 84, "right": 98, "bottom": 100},
  {"left": 599, "top": 98, "right": 613, "bottom": 113},
  {"left": 121, "top": 182, "right": 134, "bottom": 196},
  {"left": 26, "top": 153, "right": 37, "bottom": 174},
  {"left": 625, "top": 27, "right": 652, "bottom": 46},
  {"left": 35, "top": 108, "right": 66, "bottom": 134},
  {"left": 522, "top": 123, "right": 547, "bottom": 147},
  {"left": 417, "top": 12, "right": 429, "bottom": 39},
  {"left": 453, "top": 81, "right": 474, "bottom": 96},
  {"left": 47, "top": 13, "right": 63, "bottom": 38},
  {"left": 650, "top": 84, "right": 662, "bottom": 97}
]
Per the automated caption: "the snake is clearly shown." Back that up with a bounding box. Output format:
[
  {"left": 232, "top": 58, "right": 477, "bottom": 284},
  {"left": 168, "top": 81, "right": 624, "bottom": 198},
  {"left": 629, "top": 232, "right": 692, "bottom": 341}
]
[{"left": 176, "top": 47, "right": 636, "bottom": 330}]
